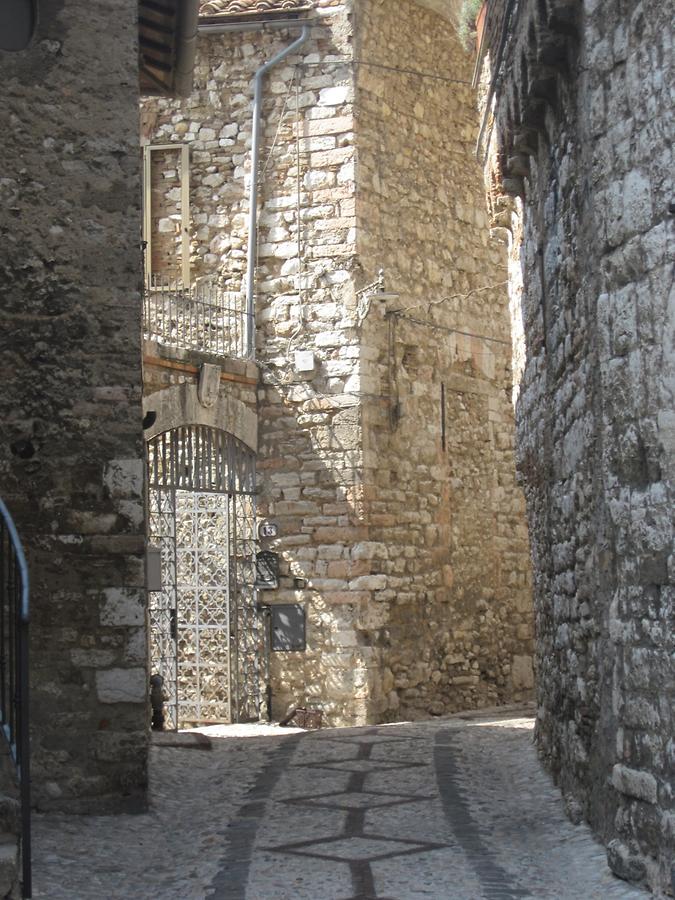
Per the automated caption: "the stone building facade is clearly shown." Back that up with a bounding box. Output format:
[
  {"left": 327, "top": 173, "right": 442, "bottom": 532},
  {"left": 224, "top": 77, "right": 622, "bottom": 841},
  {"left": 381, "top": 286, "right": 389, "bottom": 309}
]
[
  {"left": 0, "top": 1, "right": 148, "bottom": 813},
  {"left": 141, "top": 0, "right": 534, "bottom": 728},
  {"left": 476, "top": 0, "right": 674, "bottom": 892},
  {"left": 0, "top": 0, "right": 199, "bottom": 821}
]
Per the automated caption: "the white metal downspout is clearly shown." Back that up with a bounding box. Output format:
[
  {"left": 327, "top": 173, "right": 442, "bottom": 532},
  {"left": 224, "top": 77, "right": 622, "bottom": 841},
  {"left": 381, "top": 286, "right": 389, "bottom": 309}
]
[{"left": 245, "top": 25, "right": 310, "bottom": 358}]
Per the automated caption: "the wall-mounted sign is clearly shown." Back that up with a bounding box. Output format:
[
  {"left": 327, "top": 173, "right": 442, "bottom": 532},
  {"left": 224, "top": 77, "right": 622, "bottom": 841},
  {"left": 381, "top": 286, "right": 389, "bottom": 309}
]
[
  {"left": 271, "top": 604, "right": 306, "bottom": 652},
  {"left": 146, "top": 546, "right": 163, "bottom": 592},
  {"left": 255, "top": 550, "right": 279, "bottom": 590},
  {"left": 258, "top": 521, "right": 279, "bottom": 540}
]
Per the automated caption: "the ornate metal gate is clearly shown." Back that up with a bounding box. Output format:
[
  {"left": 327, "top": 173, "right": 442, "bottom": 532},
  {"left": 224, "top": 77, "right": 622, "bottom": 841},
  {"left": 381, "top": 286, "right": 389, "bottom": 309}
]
[{"left": 147, "top": 425, "right": 265, "bottom": 728}]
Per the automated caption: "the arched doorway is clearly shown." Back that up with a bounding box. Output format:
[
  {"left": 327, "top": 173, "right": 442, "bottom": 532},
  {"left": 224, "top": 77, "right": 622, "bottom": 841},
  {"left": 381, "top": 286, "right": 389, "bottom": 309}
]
[{"left": 147, "top": 424, "right": 265, "bottom": 729}]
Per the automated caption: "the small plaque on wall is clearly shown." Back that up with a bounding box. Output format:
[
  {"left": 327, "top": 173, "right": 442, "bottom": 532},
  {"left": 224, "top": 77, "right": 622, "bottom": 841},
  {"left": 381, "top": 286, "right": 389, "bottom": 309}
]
[{"left": 271, "top": 604, "right": 306, "bottom": 652}]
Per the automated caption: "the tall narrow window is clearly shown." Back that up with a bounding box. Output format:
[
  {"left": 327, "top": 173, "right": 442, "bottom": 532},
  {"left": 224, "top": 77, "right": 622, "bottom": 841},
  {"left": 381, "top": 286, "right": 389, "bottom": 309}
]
[{"left": 142, "top": 143, "right": 191, "bottom": 287}]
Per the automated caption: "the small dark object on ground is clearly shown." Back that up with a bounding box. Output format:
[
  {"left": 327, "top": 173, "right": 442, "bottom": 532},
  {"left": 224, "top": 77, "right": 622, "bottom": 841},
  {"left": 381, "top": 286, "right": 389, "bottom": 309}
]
[
  {"left": 150, "top": 674, "right": 166, "bottom": 731},
  {"left": 279, "top": 706, "right": 322, "bottom": 729}
]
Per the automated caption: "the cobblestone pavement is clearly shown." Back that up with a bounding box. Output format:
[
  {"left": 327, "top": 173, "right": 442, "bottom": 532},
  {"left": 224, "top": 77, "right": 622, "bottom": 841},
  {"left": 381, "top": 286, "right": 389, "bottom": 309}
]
[{"left": 33, "top": 709, "right": 649, "bottom": 899}]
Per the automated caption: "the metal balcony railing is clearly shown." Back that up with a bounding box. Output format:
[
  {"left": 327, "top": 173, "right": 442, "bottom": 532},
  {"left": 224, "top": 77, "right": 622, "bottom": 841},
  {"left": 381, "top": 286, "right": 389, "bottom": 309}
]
[
  {"left": 143, "top": 276, "right": 251, "bottom": 359},
  {"left": 0, "top": 498, "right": 31, "bottom": 898}
]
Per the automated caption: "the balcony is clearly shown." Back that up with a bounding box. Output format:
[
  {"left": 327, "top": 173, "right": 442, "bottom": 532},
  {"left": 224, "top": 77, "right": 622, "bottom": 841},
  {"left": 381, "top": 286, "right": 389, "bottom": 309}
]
[{"left": 143, "top": 276, "right": 251, "bottom": 360}]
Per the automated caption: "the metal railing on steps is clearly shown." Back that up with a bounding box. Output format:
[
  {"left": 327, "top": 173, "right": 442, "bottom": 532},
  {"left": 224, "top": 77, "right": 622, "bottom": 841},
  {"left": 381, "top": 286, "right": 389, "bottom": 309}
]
[{"left": 0, "top": 498, "right": 31, "bottom": 898}]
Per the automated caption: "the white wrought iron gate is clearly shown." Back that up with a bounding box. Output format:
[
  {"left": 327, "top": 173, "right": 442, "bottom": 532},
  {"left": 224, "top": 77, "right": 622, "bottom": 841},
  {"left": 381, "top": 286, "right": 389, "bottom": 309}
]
[{"left": 147, "top": 426, "right": 266, "bottom": 729}]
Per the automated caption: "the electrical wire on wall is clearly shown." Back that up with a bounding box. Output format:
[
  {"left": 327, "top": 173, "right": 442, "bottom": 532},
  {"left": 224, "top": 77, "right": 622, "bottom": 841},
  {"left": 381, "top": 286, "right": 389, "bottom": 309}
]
[
  {"left": 286, "top": 63, "right": 306, "bottom": 357},
  {"left": 254, "top": 60, "right": 308, "bottom": 360},
  {"left": 386, "top": 308, "right": 511, "bottom": 347},
  {"left": 260, "top": 67, "right": 298, "bottom": 178},
  {"left": 391, "top": 282, "right": 513, "bottom": 356},
  {"left": 298, "top": 58, "right": 473, "bottom": 88},
  {"left": 341, "top": 273, "right": 515, "bottom": 433},
  {"left": 254, "top": 49, "right": 479, "bottom": 365},
  {"left": 384, "top": 306, "right": 512, "bottom": 434},
  {"left": 427, "top": 281, "right": 509, "bottom": 311},
  {"left": 251, "top": 45, "right": 506, "bottom": 377}
]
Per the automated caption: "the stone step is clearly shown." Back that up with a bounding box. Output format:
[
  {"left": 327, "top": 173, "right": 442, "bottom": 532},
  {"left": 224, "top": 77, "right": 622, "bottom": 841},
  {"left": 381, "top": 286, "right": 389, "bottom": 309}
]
[
  {"left": 0, "top": 837, "right": 19, "bottom": 899},
  {"left": 0, "top": 797, "right": 19, "bottom": 838}
]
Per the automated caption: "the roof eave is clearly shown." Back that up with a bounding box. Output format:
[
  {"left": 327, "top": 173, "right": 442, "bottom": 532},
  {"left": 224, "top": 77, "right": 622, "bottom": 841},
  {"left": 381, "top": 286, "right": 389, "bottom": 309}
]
[
  {"left": 198, "top": 1, "right": 313, "bottom": 25},
  {"left": 139, "top": 0, "right": 200, "bottom": 98}
]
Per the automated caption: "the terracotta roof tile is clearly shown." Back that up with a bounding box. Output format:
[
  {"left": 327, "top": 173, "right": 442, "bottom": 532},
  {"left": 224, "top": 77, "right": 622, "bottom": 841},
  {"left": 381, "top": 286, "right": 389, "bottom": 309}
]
[{"left": 199, "top": 0, "right": 313, "bottom": 19}]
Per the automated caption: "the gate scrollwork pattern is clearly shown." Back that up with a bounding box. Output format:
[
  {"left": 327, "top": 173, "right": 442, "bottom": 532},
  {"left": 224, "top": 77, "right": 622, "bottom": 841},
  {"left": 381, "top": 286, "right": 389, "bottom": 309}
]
[{"left": 147, "top": 425, "right": 264, "bottom": 728}]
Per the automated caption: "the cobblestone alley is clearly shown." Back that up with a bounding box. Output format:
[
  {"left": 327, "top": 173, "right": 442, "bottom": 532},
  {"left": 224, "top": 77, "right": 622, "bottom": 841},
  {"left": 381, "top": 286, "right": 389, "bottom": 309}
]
[{"left": 33, "top": 708, "right": 647, "bottom": 899}]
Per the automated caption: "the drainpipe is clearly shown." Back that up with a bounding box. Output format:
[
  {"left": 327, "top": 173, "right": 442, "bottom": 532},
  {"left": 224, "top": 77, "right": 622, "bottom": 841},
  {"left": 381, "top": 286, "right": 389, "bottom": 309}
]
[
  {"left": 173, "top": 0, "right": 200, "bottom": 97},
  {"left": 244, "top": 25, "right": 310, "bottom": 358}
]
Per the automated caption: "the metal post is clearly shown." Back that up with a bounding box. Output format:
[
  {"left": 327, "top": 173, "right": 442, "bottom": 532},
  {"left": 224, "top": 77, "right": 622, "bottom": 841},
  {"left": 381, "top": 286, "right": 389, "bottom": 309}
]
[
  {"left": 0, "top": 498, "right": 31, "bottom": 898},
  {"left": 18, "top": 624, "right": 30, "bottom": 899}
]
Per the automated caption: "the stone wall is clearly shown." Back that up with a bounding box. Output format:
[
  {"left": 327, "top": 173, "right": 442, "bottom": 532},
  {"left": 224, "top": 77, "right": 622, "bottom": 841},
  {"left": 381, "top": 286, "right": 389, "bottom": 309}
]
[
  {"left": 0, "top": 2, "right": 148, "bottom": 811},
  {"left": 141, "top": 0, "right": 373, "bottom": 724},
  {"left": 353, "top": 0, "right": 533, "bottom": 720},
  {"left": 140, "top": 0, "right": 533, "bottom": 726},
  {"left": 477, "top": 0, "right": 674, "bottom": 891}
]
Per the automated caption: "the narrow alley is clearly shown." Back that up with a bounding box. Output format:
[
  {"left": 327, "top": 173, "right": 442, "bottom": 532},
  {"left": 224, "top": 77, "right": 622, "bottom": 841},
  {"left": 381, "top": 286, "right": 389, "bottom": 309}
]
[{"left": 33, "top": 709, "right": 646, "bottom": 899}]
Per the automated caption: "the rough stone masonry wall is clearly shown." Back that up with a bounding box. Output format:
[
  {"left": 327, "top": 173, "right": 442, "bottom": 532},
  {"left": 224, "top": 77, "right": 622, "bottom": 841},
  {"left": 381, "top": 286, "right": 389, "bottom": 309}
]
[
  {"left": 142, "top": 0, "right": 535, "bottom": 725},
  {"left": 0, "top": 2, "right": 148, "bottom": 811},
  {"left": 479, "top": 0, "right": 674, "bottom": 891},
  {"left": 352, "top": 0, "right": 534, "bottom": 721},
  {"left": 141, "top": 2, "right": 381, "bottom": 725}
]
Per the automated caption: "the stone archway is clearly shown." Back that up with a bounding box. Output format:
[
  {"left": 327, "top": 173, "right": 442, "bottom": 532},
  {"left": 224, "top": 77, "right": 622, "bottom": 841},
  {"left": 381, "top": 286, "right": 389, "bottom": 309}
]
[{"left": 143, "top": 380, "right": 257, "bottom": 453}]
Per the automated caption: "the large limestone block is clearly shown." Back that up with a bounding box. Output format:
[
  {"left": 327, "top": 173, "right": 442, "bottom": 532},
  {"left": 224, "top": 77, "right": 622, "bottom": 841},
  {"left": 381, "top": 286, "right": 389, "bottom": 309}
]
[{"left": 96, "top": 668, "right": 147, "bottom": 704}]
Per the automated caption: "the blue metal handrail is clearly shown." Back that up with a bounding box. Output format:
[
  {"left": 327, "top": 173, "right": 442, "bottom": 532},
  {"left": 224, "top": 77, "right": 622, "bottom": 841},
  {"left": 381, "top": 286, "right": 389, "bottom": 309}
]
[{"left": 0, "top": 497, "right": 31, "bottom": 899}]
